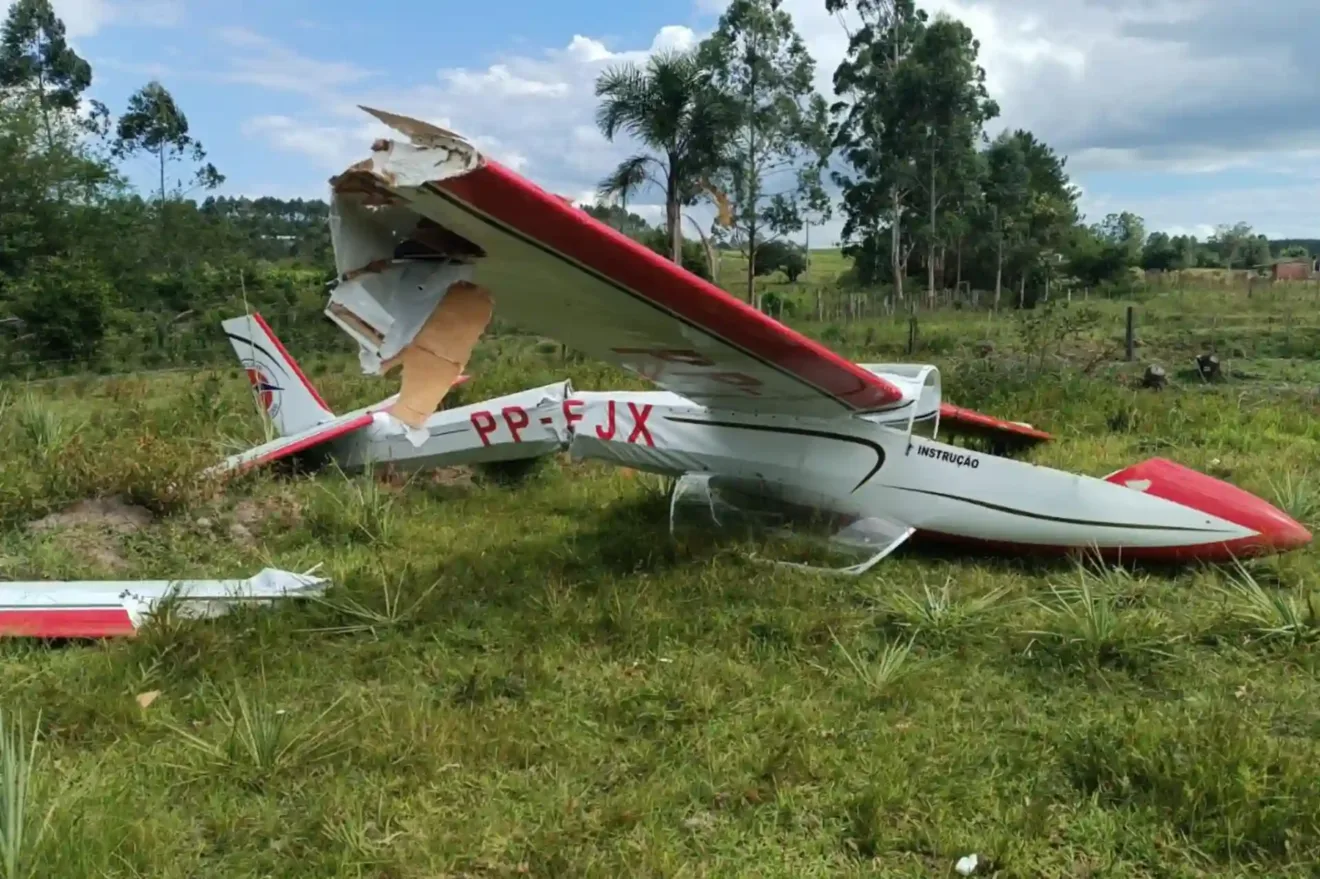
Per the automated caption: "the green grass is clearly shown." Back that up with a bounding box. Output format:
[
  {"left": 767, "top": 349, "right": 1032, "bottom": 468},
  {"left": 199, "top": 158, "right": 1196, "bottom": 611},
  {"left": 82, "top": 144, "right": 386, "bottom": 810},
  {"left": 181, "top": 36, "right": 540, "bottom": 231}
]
[{"left": 0, "top": 286, "right": 1318, "bottom": 876}]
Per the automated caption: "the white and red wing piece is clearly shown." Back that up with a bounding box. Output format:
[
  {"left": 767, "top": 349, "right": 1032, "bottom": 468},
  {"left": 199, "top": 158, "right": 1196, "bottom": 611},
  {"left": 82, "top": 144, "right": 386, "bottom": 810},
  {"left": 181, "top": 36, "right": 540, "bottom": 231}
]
[
  {"left": 328, "top": 108, "right": 912, "bottom": 420},
  {"left": 0, "top": 568, "right": 327, "bottom": 639},
  {"left": 937, "top": 403, "right": 1051, "bottom": 449}
]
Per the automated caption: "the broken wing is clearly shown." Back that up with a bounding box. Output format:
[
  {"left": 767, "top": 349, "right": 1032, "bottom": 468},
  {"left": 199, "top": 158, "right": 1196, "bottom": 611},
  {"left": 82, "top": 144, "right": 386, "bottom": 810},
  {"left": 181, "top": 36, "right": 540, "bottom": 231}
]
[{"left": 323, "top": 107, "right": 907, "bottom": 421}]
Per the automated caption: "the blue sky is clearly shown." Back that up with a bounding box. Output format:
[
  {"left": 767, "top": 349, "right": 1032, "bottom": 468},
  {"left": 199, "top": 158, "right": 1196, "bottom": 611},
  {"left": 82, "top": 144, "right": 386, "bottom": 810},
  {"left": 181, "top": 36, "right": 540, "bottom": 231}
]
[{"left": 35, "top": 0, "right": 1320, "bottom": 244}]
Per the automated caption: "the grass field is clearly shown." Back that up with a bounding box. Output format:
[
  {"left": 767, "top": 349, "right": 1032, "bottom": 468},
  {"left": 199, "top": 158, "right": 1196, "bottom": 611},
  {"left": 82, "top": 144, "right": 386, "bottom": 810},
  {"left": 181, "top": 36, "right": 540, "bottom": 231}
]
[{"left": 1, "top": 284, "right": 1319, "bottom": 877}]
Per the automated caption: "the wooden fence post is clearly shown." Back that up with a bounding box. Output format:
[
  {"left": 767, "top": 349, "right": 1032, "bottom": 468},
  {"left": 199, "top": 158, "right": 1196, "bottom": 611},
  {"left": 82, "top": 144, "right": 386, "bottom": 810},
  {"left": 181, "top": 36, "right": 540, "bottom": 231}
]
[{"left": 1125, "top": 306, "right": 1135, "bottom": 362}]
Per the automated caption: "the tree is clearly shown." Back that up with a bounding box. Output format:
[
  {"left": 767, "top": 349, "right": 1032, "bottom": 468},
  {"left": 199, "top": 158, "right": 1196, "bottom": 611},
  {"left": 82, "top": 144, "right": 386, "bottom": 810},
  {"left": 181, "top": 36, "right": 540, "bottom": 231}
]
[
  {"left": 829, "top": 0, "right": 929, "bottom": 296},
  {"left": 580, "top": 203, "right": 652, "bottom": 238},
  {"left": 8, "top": 254, "right": 114, "bottom": 361},
  {"left": 980, "top": 132, "right": 1028, "bottom": 309},
  {"left": 1096, "top": 212, "right": 1145, "bottom": 267},
  {"left": 1170, "top": 234, "right": 1200, "bottom": 269},
  {"left": 0, "top": 0, "right": 91, "bottom": 147},
  {"left": 1066, "top": 224, "right": 1130, "bottom": 290},
  {"left": 755, "top": 239, "right": 807, "bottom": 281},
  {"left": 1247, "top": 234, "right": 1271, "bottom": 268},
  {"left": 113, "top": 80, "right": 223, "bottom": 207},
  {"left": 594, "top": 50, "right": 736, "bottom": 264},
  {"left": 698, "top": 0, "right": 830, "bottom": 301},
  {"left": 1142, "top": 231, "right": 1179, "bottom": 271},
  {"left": 1001, "top": 130, "right": 1080, "bottom": 306},
  {"left": 905, "top": 14, "right": 998, "bottom": 306},
  {"left": 1209, "top": 222, "right": 1257, "bottom": 269},
  {"left": 0, "top": 91, "right": 121, "bottom": 280}
]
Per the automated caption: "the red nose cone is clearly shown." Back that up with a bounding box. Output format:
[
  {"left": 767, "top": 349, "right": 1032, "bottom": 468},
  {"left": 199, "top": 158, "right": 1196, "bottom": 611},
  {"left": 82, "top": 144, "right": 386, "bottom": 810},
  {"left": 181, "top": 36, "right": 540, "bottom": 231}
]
[{"left": 1104, "top": 458, "right": 1312, "bottom": 561}]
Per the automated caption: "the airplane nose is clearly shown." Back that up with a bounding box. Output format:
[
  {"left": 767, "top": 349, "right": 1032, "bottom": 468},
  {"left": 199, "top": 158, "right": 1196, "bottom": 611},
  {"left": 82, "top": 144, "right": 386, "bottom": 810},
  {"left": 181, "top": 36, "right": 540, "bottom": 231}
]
[{"left": 1104, "top": 458, "right": 1312, "bottom": 560}]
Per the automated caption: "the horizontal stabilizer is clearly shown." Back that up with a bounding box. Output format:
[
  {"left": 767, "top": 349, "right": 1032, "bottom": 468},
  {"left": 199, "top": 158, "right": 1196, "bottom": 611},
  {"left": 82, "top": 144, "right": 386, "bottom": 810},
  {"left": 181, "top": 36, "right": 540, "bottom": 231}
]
[{"left": 208, "top": 411, "right": 376, "bottom": 476}]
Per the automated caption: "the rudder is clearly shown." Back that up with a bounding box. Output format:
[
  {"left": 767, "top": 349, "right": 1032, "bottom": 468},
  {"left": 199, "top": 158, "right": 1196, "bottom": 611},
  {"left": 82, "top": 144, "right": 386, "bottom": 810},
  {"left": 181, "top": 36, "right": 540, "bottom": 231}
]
[{"left": 222, "top": 312, "right": 334, "bottom": 436}]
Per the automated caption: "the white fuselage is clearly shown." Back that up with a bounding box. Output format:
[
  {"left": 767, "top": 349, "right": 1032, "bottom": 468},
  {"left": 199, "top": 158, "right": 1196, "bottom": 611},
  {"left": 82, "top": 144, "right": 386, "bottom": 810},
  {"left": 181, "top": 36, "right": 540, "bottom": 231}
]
[
  {"left": 564, "top": 391, "right": 1257, "bottom": 555},
  {"left": 312, "top": 383, "right": 1292, "bottom": 562}
]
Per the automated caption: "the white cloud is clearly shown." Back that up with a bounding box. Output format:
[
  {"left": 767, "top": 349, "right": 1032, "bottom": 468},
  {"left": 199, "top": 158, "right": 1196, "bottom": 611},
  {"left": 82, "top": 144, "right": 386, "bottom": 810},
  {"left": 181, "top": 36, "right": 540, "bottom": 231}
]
[
  {"left": 225, "top": 0, "right": 1315, "bottom": 239},
  {"left": 441, "top": 64, "right": 569, "bottom": 98},
  {"left": 216, "top": 27, "right": 374, "bottom": 99},
  {"left": 1, "top": 0, "right": 182, "bottom": 39}
]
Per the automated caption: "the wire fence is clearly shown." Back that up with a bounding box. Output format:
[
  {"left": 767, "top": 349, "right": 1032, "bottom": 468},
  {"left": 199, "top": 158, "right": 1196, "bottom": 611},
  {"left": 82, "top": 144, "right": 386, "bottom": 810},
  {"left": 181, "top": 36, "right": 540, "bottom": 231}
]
[{"left": 3, "top": 279, "right": 1318, "bottom": 387}]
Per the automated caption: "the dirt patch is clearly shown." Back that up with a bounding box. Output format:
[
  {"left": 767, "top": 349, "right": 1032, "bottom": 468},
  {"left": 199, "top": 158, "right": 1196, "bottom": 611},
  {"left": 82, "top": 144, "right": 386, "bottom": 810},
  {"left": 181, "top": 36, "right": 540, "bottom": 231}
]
[
  {"left": 428, "top": 466, "right": 475, "bottom": 488},
  {"left": 79, "top": 538, "right": 131, "bottom": 573},
  {"left": 20, "top": 496, "right": 147, "bottom": 574},
  {"left": 229, "top": 493, "right": 304, "bottom": 536},
  {"left": 26, "top": 496, "right": 154, "bottom": 536}
]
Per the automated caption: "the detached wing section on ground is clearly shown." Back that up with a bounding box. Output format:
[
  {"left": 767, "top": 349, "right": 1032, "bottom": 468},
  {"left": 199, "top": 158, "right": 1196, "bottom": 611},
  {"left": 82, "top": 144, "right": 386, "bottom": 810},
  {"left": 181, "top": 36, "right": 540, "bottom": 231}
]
[{"left": 325, "top": 107, "right": 908, "bottom": 424}]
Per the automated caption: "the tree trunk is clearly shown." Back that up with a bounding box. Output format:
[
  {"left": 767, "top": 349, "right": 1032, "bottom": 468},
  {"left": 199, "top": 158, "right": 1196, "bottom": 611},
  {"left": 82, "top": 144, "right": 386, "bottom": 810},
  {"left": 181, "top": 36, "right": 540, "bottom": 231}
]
[
  {"left": 746, "top": 238, "right": 756, "bottom": 305},
  {"left": 955, "top": 236, "right": 963, "bottom": 290},
  {"left": 994, "top": 233, "right": 1003, "bottom": 312},
  {"left": 927, "top": 157, "right": 937, "bottom": 308},
  {"left": 36, "top": 68, "right": 55, "bottom": 154},
  {"left": 666, "top": 170, "right": 682, "bottom": 264},
  {"left": 891, "top": 186, "right": 904, "bottom": 302},
  {"left": 1018, "top": 273, "right": 1026, "bottom": 309}
]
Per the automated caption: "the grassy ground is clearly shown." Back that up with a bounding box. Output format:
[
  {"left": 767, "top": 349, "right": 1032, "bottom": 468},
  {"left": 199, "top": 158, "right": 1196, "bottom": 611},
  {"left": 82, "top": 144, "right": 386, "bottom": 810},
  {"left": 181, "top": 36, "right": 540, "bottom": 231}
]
[{"left": 0, "top": 286, "right": 1319, "bottom": 877}]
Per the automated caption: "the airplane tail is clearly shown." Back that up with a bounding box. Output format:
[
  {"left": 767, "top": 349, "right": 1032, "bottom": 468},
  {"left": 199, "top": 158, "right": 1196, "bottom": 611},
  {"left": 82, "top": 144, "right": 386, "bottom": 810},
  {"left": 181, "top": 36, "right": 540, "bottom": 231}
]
[{"left": 221, "top": 312, "right": 335, "bottom": 436}]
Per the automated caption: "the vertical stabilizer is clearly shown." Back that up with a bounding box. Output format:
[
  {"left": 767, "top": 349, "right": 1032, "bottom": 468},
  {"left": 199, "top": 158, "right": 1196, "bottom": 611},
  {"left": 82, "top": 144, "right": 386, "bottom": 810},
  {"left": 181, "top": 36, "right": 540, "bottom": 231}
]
[{"left": 222, "top": 312, "right": 334, "bottom": 436}]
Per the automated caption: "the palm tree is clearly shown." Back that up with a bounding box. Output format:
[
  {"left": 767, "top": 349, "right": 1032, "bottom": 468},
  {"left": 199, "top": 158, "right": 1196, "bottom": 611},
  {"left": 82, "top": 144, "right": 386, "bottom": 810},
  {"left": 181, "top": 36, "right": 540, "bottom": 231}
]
[{"left": 594, "top": 49, "right": 734, "bottom": 264}]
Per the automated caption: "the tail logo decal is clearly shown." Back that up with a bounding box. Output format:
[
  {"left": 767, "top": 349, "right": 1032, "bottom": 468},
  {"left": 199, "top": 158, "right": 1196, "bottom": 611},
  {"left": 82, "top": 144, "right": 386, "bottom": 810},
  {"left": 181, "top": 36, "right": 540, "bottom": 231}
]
[{"left": 241, "top": 359, "right": 284, "bottom": 419}]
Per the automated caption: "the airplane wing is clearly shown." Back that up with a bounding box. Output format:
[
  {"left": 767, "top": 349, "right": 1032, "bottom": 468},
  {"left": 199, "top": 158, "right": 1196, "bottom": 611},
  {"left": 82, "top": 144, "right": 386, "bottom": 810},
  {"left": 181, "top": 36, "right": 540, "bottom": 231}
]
[
  {"left": 938, "top": 404, "right": 1051, "bottom": 449},
  {"left": 323, "top": 107, "right": 908, "bottom": 421}
]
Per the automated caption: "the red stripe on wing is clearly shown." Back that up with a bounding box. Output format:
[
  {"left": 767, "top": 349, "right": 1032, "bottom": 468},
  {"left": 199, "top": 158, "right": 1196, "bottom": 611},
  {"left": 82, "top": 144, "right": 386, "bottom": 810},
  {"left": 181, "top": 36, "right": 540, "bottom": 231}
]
[
  {"left": 940, "top": 404, "right": 1052, "bottom": 445},
  {"left": 0, "top": 608, "right": 136, "bottom": 638},
  {"left": 435, "top": 161, "right": 905, "bottom": 412}
]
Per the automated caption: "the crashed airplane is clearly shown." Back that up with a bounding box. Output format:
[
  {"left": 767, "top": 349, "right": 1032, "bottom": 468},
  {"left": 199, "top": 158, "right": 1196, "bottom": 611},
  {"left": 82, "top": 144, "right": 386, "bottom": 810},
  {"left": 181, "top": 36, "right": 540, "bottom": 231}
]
[{"left": 216, "top": 106, "right": 1310, "bottom": 569}]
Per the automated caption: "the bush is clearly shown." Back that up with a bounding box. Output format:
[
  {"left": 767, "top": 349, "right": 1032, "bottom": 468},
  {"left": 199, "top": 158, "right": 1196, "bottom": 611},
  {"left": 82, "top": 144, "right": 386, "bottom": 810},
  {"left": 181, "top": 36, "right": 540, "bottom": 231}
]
[
  {"left": 753, "top": 240, "right": 807, "bottom": 281},
  {"left": 7, "top": 255, "right": 114, "bottom": 363}
]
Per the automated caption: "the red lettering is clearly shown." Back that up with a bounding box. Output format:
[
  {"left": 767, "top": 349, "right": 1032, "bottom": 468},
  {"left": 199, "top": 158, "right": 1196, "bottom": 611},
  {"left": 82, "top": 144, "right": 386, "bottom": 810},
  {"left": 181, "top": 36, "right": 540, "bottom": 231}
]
[
  {"left": 626, "top": 403, "right": 654, "bottom": 446},
  {"left": 470, "top": 410, "right": 498, "bottom": 446},
  {"left": 595, "top": 400, "right": 617, "bottom": 440},
  {"left": 612, "top": 347, "right": 714, "bottom": 367},
  {"left": 563, "top": 398, "right": 584, "bottom": 430},
  {"left": 501, "top": 406, "right": 528, "bottom": 442}
]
